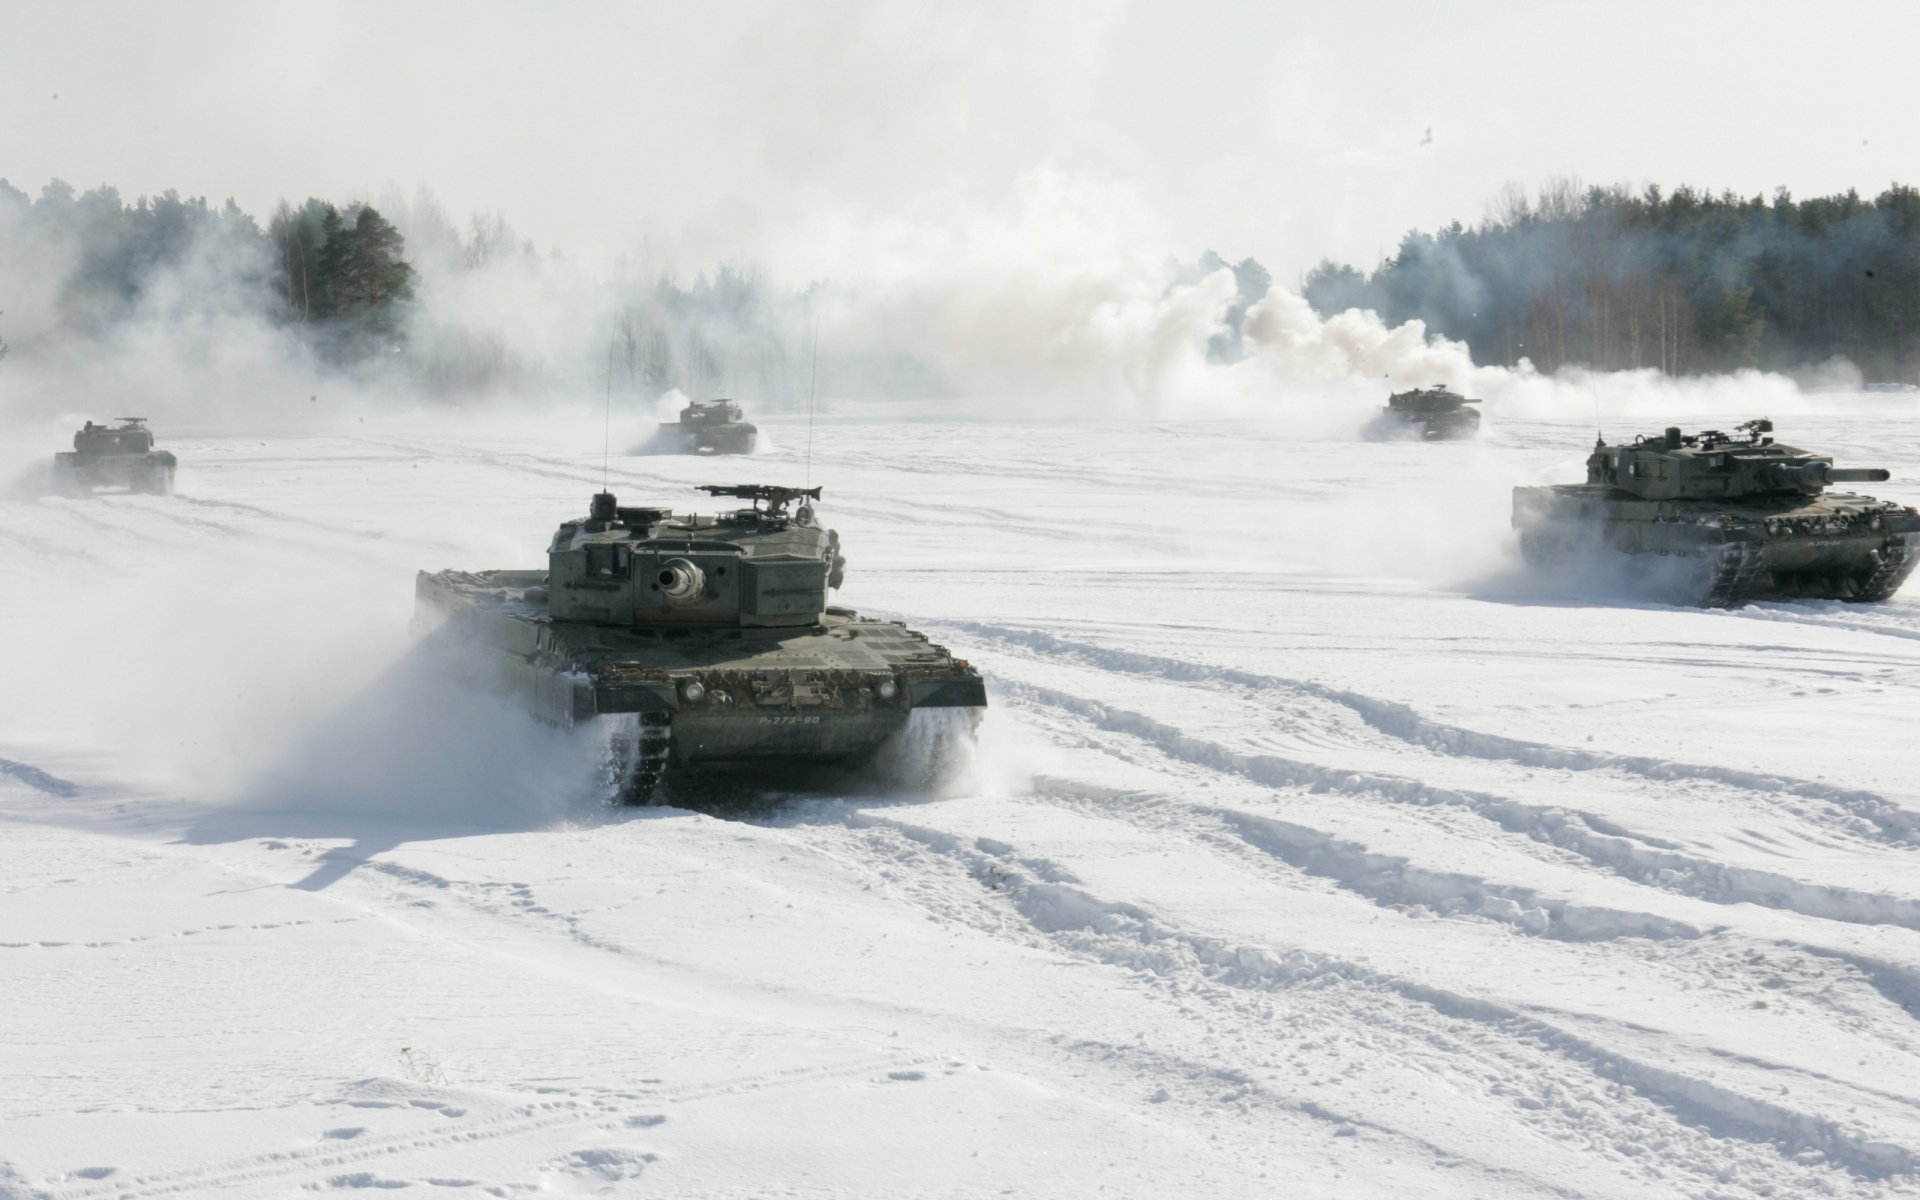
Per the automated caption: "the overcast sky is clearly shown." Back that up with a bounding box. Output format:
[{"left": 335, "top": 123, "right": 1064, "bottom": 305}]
[{"left": 4, "top": 0, "right": 1916, "bottom": 285}]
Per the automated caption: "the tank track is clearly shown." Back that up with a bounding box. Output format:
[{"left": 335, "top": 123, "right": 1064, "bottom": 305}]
[
  {"left": 1851, "top": 532, "right": 1918, "bottom": 603},
  {"left": 1697, "top": 539, "right": 1769, "bottom": 608},
  {"left": 607, "top": 713, "right": 673, "bottom": 805}
]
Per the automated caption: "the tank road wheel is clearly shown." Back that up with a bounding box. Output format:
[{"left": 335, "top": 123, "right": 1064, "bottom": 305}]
[
  {"left": 1693, "top": 539, "right": 1768, "bottom": 608},
  {"left": 1849, "top": 533, "right": 1918, "bottom": 604},
  {"left": 49, "top": 466, "right": 85, "bottom": 498},
  {"left": 605, "top": 713, "right": 673, "bottom": 806},
  {"left": 1518, "top": 529, "right": 1568, "bottom": 569}
]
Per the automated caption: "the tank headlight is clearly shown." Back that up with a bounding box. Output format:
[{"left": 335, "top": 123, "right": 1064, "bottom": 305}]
[
  {"left": 1871, "top": 515, "right": 1885, "bottom": 531},
  {"left": 682, "top": 681, "right": 706, "bottom": 703},
  {"left": 877, "top": 679, "right": 898, "bottom": 700}
]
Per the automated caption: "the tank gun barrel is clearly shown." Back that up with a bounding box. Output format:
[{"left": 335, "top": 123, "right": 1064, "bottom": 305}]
[
  {"left": 656, "top": 557, "right": 706, "bottom": 603},
  {"left": 1759, "top": 462, "right": 1892, "bottom": 491}
]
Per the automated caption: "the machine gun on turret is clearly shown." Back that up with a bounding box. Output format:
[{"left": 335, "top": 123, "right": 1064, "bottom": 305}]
[{"left": 695, "top": 484, "right": 822, "bottom": 516}]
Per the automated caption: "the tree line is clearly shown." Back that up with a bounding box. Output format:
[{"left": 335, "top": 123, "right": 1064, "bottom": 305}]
[
  {"left": 0, "top": 178, "right": 416, "bottom": 364},
  {"left": 0, "top": 177, "right": 818, "bottom": 407},
  {"left": 1303, "top": 180, "right": 1920, "bottom": 380}
]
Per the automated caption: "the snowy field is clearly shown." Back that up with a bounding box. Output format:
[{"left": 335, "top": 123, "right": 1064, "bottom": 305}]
[{"left": 4, "top": 402, "right": 1920, "bottom": 1198}]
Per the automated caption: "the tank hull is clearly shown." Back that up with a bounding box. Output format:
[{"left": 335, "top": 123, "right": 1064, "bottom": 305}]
[
  {"left": 51, "top": 450, "right": 176, "bottom": 495},
  {"left": 415, "top": 568, "right": 986, "bottom": 799},
  {"left": 1513, "top": 484, "right": 1920, "bottom": 606},
  {"left": 1385, "top": 407, "right": 1481, "bottom": 440},
  {"left": 660, "top": 422, "right": 759, "bottom": 455}
]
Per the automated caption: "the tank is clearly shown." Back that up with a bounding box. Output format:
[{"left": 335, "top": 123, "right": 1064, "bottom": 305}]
[
  {"left": 51, "top": 418, "right": 176, "bottom": 495},
  {"left": 1382, "top": 385, "right": 1481, "bottom": 440},
  {"left": 661, "top": 398, "right": 759, "bottom": 454},
  {"left": 1513, "top": 419, "right": 1919, "bottom": 607},
  {"left": 415, "top": 483, "right": 987, "bottom": 803}
]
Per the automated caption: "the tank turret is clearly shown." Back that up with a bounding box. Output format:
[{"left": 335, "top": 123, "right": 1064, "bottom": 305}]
[
  {"left": 414, "top": 482, "right": 982, "bottom": 804},
  {"left": 544, "top": 484, "right": 842, "bottom": 628},
  {"left": 1585, "top": 418, "right": 1893, "bottom": 501},
  {"left": 679, "top": 399, "right": 744, "bottom": 426},
  {"left": 1514, "top": 417, "right": 1918, "bottom": 606}
]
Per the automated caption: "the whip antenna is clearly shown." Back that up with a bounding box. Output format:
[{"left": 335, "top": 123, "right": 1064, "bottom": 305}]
[
  {"left": 602, "top": 338, "right": 615, "bottom": 491},
  {"left": 805, "top": 304, "right": 820, "bottom": 487}
]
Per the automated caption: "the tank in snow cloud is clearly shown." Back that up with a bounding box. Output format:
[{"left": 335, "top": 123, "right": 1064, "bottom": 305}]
[
  {"left": 1513, "top": 418, "right": 1919, "bottom": 607},
  {"left": 51, "top": 418, "right": 176, "bottom": 495},
  {"left": 1380, "top": 385, "right": 1482, "bottom": 440},
  {"left": 661, "top": 398, "right": 758, "bottom": 455},
  {"left": 415, "top": 483, "right": 987, "bottom": 804}
]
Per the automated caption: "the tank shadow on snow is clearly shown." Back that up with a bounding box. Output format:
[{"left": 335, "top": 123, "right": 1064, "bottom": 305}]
[{"left": 172, "top": 633, "right": 976, "bottom": 892}]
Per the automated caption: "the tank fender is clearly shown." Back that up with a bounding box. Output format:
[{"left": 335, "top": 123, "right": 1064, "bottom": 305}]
[
  {"left": 906, "top": 674, "right": 988, "bottom": 709},
  {"left": 589, "top": 678, "right": 678, "bottom": 717}
]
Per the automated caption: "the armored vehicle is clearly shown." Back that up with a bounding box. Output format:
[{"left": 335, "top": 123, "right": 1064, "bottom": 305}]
[
  {"left": 51, "top": 418, "right": 176, "bottom": 495},
  {"left": 662, "top": 398, "right": 758, "bottom": 454},
  {"left": 1383, "top": 385, "right": 1481, "bottom": 440},
  {"left": 1514, "top": 419, "right": 1918, "bottom": 607},
  {"left": 416, "top": 484, "right": 986, "bottom": 803}
]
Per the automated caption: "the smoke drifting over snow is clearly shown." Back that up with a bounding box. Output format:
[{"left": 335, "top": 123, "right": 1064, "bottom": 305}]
[
  {"left": 0, "top": 163, "right": 1839, "bottom": 466},
  {"left": 655, "top": 167, "right": 1824, "bottom": 428}
]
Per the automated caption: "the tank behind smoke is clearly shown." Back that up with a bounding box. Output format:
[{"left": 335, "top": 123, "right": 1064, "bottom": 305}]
[
  {"left": 1379, "top": 385, "right": 1481, "bottom": 440},
  {"left": 51, "top": 418, "right": 176, "bottom": 495},
  {"left": 659, "top": 398, "right": 759, "bottom": 455}
]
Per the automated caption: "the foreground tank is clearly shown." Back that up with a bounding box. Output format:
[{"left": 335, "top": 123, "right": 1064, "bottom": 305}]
[
  {"left": 661, "top": 398, "right": 758, "bottom": 454},
  {"left": 1382, "top": 385, "right": 1481, "bottom": 440},
  {"left": 416, "top": 484, "right": 986, "bottom": 803},
  {"left": 51, "top": 418, "right": 176, "bottom": 495},
  {"left": 1514, "top": 419, "right": 1919, "bottom": 607}
]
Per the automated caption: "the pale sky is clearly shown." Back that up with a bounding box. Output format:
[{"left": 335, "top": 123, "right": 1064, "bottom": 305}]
[{"left": 3, "top": 0, "right": 1916, "bottom": 285}]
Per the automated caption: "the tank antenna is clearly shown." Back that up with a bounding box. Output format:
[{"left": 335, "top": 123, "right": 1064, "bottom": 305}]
[
  {"left": 805, "top": 302, "right": 820, "bottom": 487},
  {"left": 602, "top": 338, "right": 615, "bottom": 491}
]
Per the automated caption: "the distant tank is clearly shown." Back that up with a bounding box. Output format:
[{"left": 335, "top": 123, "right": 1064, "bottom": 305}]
[
  {"left": 661, "top": 398, "right": 758, "bottom": 454},
  {"left": 1382, "top": 385, "right": 1482, "bottom": 440},
  {"left": 416, "top": 483, "right": 987, "bottom": 803},
  {"left": 51, "top": 418, "right": 176, "bottom": 495},
  {"left": 1514, "top": 419, "right": 1919, "bottom": 607}
]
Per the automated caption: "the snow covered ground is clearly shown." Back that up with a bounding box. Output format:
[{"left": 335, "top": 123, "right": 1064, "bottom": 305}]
[{"left": 4, "top": 401, "right": 1920, "bottom": 1198}]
